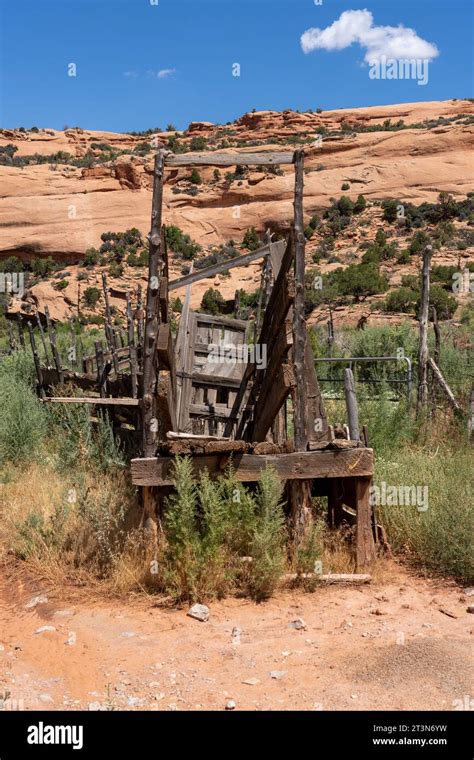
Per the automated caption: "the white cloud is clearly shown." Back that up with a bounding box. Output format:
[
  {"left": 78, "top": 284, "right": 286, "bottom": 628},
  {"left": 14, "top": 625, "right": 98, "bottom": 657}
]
[
  {"left": 123, "top": 71, "right": 138, "bottom": 78},
  {"left": 157, "top": 68, "right": 176, "bottom": 79},
  {"left": 301, "top": 9, "right": 439, "bottom": 63}
]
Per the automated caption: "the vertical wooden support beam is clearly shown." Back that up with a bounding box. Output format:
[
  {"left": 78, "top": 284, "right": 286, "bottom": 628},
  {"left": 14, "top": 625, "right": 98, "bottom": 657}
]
[
  {"left": 417, "top": 245, "right": 432, "bottom": 410},
  {"left": 27, "top": 322, "right": 45, "bottom": 398},
  {"left": 126, "top": 291, "right": 138, "bottom": 398},
  {"left": 101, "top": 273, "right": 119, "bottom": 375},
  {"left": 94, "top": 340, "right": 107, "bottom": 397},
  {"left": 328, "top": 480, "right": 344, "bottom": 529},
  {"left": 175, "top": 263, "right": 193, "bottom": 426},
  {"left": 355, "top": 477, "right": 376, "bottom": 572},
  {"left": 17, "top": 318, "right": 25, "bottom": 348},
  {"left": 140, "top": 151, "right": 166, "bottom": 541},
  {"left": 68, "top": 317, "right": 77, "bottom": 368},
  {"left": 44, "top": 305, "right": 63, "bottom": 383},
  {"left": 289, "top": 150, "right": 313, "bottom": 543},
  {"left": 344, "top": 367, "right": 360, "bottom": 442},
  {"left": 136, "top": 284, "right": 144, "bottom": 355},
  {"left": 292, "top": 150, "right": 307, "bottom": 449},
  {"left": 7, "top": 321, "right": 16, "bottom": 352},
  {"left": 142, "top": 150, "right": 165, "bottom": 458},
  {"left": 431, "top": 305, "right": 441, "bottom": 365},
  {"left": 36, "top": 313, "right": 51, "bottom": 366}
]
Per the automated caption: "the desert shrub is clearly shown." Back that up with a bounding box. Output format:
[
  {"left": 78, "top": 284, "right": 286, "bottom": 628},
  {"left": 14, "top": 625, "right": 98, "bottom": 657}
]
[
  {"left": 341, "top": 182, "right": 350, "bottom": 191},
  {"left": 384, "top": 287, "right": 418, "bottom": 314},
  {"left": 165, "top": 225, "right": 201, "bottom": 260},
  {"left": 378, "top": 446, "right": 473, "bottom": 581},
  {"left": 0, "top": 353, "right": 48, "bottom": 463},
  {"left": 189, "top": 136, "right": 207, "bottom": 151},
  {"left": 201, "top": 288, "right": 226, "bottom": 315},
  {"left": 31, "top": 257, "right": 54, "bottom": 278},
  {"left": 431, "top": 265, "right": 458, "bottom": 290},
  {"left": 83, "top": 248, "right": 99, "bottom": 266},
  {"left": 189, "top": 168, "right": 202, "bottom": 185},
  {"left": 328, "top": 262, "right": 388, "bottom": 302},
  {"left": 160, "top": 459, "right": 287, "bottom": 602},
  {"left": 424, "top": 285, "right": 457, "bottom": 320},
  {"left": 83, "top": 286, "right": 101, "bottom": 308},
  {"left": 127, "top": 249, "right": 149, "bottom": 267},
  {"left": 109, "top": 261, "right": 123, "bottom": 278},
  {"left": 2, "top": 256, "right": 24, "bottom": 273},
  {"left": 53, "top": 279, "right": 68, "bottom": 291},
  {"left": 381, "top": 198, "right": 400, "bottom": 223},
  {"left": 242, "top": 227, "right": 261, "bottom": 251},
  {"left": 353, "top": 194, "right": 367, "bottom": 214}
]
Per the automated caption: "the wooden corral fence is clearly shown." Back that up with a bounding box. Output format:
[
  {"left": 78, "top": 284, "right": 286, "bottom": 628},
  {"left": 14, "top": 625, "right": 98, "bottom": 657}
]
[{"left": 23, "top": 148, "right": 378, "bottom": 573}]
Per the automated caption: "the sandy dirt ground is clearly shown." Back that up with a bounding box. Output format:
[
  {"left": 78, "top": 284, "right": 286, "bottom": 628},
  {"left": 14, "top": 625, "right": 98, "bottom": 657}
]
[{"left": 0, "top": 563, "right": 472, "bottom": 712}]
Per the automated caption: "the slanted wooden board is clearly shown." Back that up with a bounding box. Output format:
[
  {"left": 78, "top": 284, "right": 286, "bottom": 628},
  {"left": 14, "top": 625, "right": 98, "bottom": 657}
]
[
  {"left": 131, "top": 447, "right": 374, "bottom": 487},
  {"left": 164, "top": 151, "right": 294, "bottom": 167},
  {"left": 169, "top": 242, "right": 286, "bottom": 292}
]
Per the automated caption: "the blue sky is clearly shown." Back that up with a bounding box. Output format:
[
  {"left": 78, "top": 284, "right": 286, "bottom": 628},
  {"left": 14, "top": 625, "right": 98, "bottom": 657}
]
[{"left": 0, "top": 0, "right": 472, "bottom": 132}]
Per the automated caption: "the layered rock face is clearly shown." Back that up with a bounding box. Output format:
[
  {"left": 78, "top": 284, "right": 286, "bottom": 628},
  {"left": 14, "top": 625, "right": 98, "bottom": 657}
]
[{"left": 1, "top": 99, "right": 473, "bottom": 322}]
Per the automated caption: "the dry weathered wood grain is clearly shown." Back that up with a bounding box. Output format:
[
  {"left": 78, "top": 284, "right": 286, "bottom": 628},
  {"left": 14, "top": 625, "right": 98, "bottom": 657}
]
[{"left": 131, "top": 447, "right": 374, "bottom": 486}]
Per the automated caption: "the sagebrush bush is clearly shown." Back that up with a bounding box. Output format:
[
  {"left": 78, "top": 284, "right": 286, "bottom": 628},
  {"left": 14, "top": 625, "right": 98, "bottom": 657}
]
[{"left": 160, "top": 459, "right": 288, "bottom": 602}]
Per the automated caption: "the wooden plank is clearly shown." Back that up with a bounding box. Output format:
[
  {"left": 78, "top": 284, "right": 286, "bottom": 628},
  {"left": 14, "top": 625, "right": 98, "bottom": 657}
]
[
  {"left": 156, "top": 323, "right": 173, "bottom": 370},
  {"left": 428, "top": 357, "right": 462, "bottom": 412},
  {"left": 168, "top": 242, "right": 285, "bottom": 292},
  {"left": 344, "top": 367, "right": 360, "bottom": 442},
  {"left": 187, "top": 372, "right": 242, "bottom": 389},
  {"left": 44, "top": 305, "right": 63, "bottom": 383},
  {"left": 356, "top": 477, "right": 376, "bottom": 572},
  {"left": 164, "top": 151, "right": 294, "bottom": 167},
  {"left": 192, "top": 313, "right": 248, "bottom": 330},
  {"left": 159, "top": 276, "right": 169, "bottom": 323},
  {"left": 178, "top": 311, "right": 197, "bottom": 431},
  {"left": 41, "top": 397, "right": 139, "bottom": 406},
  {"left": 189, "top": 402, "right": 236, "bottom": 419},
  {"left": 27, "top": 322, "right": 45, "bottom": 398},
  {"left": 282, "top": 573, "right": 372, "bottom": 584},
  {"left": 131, "top": 447, "right": 375, "bottom": 487},
  {"left": 126, "top": 291, "right": 138, "bottom": 399},
  {"left": 304, "top": 338, "right": 328, "bottom": 442},
  {"left": 292, "top": 150, "right": 307, "bottom": 451}
]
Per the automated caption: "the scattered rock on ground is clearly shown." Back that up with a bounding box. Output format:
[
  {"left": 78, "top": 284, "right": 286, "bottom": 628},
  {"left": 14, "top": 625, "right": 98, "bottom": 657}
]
[
  {"left": 187, "top": 604, "right": 210, "bottom": 622},
  {"left": 34, "top": 626, "right": 56, "bottom": 634},
  {"left": 290, "top": 618, "right": 306, "bottom": 630},
  {"left": 25, "top": 595, "right": 48, "bottom": 609}
]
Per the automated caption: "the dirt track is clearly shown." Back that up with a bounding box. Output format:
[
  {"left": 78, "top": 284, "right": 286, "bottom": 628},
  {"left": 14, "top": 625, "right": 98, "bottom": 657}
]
[{"left": 0, "top": 564, "right": 472, "bottom": 712}]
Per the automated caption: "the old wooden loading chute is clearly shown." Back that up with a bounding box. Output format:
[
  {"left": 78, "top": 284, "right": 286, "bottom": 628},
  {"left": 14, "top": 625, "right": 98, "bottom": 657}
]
[{"left": 27, "top": 148, "right": 377, "bottom": 573}]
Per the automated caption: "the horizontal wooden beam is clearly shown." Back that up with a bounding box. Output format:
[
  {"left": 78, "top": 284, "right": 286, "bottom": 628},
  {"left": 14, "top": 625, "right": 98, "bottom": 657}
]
[
  {"left": 131, "top": 447, "right": 374, "bottom": 487},
  {"left": 164, "top": 151, "right": 295, "bottom": 167},
  {"left": 189, "top": 402, "right": 236, "bottom": 418},
  {"left": 169, "top": 241, "right": 286, "bottom": 292},
  {"left": 41, "top": 396, "right": 139, "bottom": 406}
]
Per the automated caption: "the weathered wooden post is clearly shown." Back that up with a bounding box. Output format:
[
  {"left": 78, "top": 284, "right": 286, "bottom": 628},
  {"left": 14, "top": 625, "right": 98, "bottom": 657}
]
[
  {"left": 289, "top": 149, "right": 313, "bottom": 543},
  {"left": 417, "top": 245, "right": 432, "bottom": 410},
  {"left": 141, "top": 150, "right": 166, "bottom": 536},
  {"left": 27, "top": 322, "right": 45, "bottom": 398},
  {"left": 126, "top": 291, "right": 138, "bottom": 399},
  {"left": 44, "top": 305, "right": 63, "bottom": 384},
  {"left": 344, "top": 367, "right": 360, "bottom": 442},
  {"left": 36, "top": 313, "right": 51, "bottom": 366}
]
